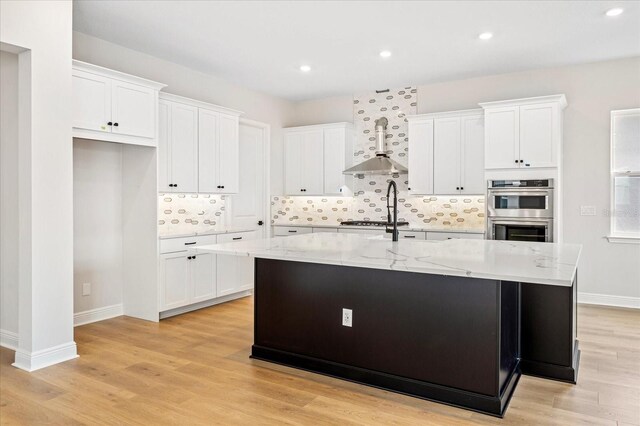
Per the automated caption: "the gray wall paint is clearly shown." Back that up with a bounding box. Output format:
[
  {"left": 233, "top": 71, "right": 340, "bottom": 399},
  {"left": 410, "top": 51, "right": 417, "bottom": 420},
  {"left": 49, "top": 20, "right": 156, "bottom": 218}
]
[
  {"left": 0, "top": 51, "right": 19, "bottom": 334},
  {"left": 73, "top": 31, "right": 294, "bottom": 196},
  {"left": 290, "top": 57, "right": 640, "bottom": 301}
]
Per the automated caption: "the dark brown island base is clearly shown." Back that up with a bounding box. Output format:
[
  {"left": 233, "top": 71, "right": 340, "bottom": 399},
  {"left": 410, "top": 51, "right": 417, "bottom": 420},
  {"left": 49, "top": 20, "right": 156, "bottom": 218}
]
[{"left": 198, "top": 233, "right": 581, "bottom": 417}]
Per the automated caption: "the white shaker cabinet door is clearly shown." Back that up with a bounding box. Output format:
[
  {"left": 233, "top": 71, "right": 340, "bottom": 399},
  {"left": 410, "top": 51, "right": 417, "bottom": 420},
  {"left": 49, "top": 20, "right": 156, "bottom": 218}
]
[
  {"left": 160, "top": 253, "right": 190, "bottom": 311},
  {"left": 217, "top": 113, "right": 240, "bottom": 193},
  {"left": 216, "top": 255, "right": 239, "bottom": 297},
  {"left": 111, "top": 80, "right": 156, "bottom": 139},
  {"left": 169, "top": 102, "right": 199, "bottom": 193},
  {"left": 519, "top": 103, "right": 557, "bottom": 168},
  {"left": 302, "top": 130, "right": 325, "bottom": 195},
  {"left": 484, "top": 107, "right": 519, "bottom": 169},
  {"left": 433, "top": 117, "right": 462, "bottom": 195},
  {"left": 72, "top": 69, "right": 112, "bottom": 133},
  {"left": 408, "top": 119, "right": 434, "bottom": 195},
  {"left": 323, "top": 127, "right": 347, "bottom": 195},
  {"left": 198, "top": 108, "right": 219, "bottom": 193},
  {"left": 191, "top": 252, "right": 217, "bottom": 304},
  {"left": 461, "top": 115, "right": 485, "bottom": 194},
  {"left": 158, "top": 101, "right": 171, "bottom": 192},
  {"left": 284, "top": 132, "right": 304, "bottom": 195}
]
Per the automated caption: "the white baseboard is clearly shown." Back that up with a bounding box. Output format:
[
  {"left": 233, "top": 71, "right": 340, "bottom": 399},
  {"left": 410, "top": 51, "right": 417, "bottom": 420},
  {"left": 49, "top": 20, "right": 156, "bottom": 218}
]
[
  {"left": 74, "top": 303, "right": 124, "bottom": 327},
  {"left": 578, "top": 292, "right": 640, "bottom": 309},
  {"left": 0, "top": 329, "right": 18, "bottom": 350},
  {"left": 12, "top": 341, "right": 78, "bottom": 372},
  {"left": 160, "top": 291, "right": 252, "bottom": 319}
]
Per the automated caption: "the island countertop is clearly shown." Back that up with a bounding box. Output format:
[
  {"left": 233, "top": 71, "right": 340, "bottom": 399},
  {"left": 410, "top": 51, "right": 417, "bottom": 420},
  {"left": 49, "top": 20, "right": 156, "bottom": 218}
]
[{"left": 198, "top": 233, "right": 581, "bottom": 287}]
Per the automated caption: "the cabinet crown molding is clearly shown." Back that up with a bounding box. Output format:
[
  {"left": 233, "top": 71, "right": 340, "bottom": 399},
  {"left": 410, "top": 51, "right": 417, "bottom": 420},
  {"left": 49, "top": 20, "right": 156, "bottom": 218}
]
[
  {"left": 479, "top": 94, "right": 567, "bottom": 110},
  {"left": 407, "top": 108, "right": 483, "bottom": 121},
  {"left": 284, "top": 122, "right": 353, "bottom": 132},
  {"left": 72, "top": 60, "right": 167, "bottom": 90},
  {"left": 159, "top": 92, "right": 243, "bottom": 116}
]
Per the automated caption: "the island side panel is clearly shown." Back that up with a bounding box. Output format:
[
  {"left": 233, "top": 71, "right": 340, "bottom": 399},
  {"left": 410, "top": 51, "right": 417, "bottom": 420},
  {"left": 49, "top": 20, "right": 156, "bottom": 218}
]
[
  {"left": 520, "top": 274, "right": 579, "bottom": 382},
  {"left": 253, "top": 259, "right": 507, "bottom": 397},
  {"left": 499, "top": 281, "right": 520, "bottom": 395}
]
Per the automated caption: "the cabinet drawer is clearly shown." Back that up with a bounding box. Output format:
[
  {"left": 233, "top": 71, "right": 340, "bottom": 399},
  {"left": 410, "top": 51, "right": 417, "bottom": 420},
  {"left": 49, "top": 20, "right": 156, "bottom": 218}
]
[
  {"left": 160, "top": 235, "right": 217, "bottom": 254},
  {"left": 399, "top": 231, "right": 426, "bottom": 240},
  {"left": 273, "top": 226, "right": 313, "bottom": 236},
  {"left": 426, "top": 231, "right": 484, "bottom": 241},
  {"left": 337, "top": 228, "right": 383, "bottom": 235},
  {"left": 312, "top": 227, "right": 339, "bottom": 233},
  {"left": 217, "top": 230, "right": 259, "bottom": 243}
]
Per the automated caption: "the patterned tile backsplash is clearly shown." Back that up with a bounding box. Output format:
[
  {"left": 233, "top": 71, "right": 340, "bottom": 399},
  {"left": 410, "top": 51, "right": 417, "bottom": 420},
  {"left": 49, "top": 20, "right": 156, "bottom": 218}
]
[
  {"left": 271, "top": 195, "right": 485, "bottom": 230},
  {"left": 158, "top": 194, "right": 227, "bottom": 236}
]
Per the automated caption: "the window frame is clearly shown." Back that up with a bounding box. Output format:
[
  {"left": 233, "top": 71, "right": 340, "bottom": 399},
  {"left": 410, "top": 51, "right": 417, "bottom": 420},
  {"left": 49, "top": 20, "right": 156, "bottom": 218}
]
[{"left": 608, "top": 108, "right": 640, "bottom": 243}]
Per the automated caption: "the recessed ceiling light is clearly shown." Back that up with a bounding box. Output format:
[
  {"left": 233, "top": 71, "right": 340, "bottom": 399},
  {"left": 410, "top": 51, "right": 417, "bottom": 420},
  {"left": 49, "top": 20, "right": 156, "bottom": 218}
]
[
  {"left": 300, "top": 65, "right": 311, "bottom": 72},
  {"left": 379, "top": 50, "right": 392, "bottom": 58},
  {"left": 605, "top": 7, "right": 624, "bottom": 16},
  {"left": 478, "top": 32, "right": 493, "bottom": 40}
]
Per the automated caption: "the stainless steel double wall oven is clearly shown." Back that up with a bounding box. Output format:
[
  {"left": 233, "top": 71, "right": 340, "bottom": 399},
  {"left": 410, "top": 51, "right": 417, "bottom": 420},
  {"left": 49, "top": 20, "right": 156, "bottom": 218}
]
[{"left": 487, "top": 179, "right": 554, "bottom": 243}]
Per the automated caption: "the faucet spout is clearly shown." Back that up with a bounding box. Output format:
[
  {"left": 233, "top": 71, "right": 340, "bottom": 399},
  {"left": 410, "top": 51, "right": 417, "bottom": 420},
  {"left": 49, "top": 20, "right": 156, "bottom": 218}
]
[{"left": 386, "top": 180, "right": 399, "bottom": 242}]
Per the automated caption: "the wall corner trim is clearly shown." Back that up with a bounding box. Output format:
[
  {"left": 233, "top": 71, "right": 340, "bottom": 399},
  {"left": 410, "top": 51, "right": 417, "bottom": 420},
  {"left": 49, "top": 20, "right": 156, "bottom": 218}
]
[
  {"left": 0, "top": 330, "right": 19, "bottom": 350},
  {"left": 74, "top": 304, "right": 124, "bottom": 327},
  {"left": 12, "top": 341, "right": 78, "bottom": 372},
  {"left": 578, "top": 292, "right": 640, "bottom": 309}
]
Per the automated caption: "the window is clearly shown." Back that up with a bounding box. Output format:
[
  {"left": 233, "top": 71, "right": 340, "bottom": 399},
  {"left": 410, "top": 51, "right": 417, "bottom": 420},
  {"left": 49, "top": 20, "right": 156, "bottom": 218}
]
[{"left": 609, "top": 109, "right": 640, "bottom": 242}]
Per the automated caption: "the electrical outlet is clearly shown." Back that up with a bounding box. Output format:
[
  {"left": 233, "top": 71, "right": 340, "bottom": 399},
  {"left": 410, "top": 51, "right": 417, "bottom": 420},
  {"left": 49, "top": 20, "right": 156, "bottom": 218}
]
[
  {"left": 580, "top": 206, "right": 597, "bottom": 216},
  {"left": 82, "top": 282, "right": 91, "bottom": 296},
  {"left": 342, "top": 308, "right": 353, "bottom": 327}
]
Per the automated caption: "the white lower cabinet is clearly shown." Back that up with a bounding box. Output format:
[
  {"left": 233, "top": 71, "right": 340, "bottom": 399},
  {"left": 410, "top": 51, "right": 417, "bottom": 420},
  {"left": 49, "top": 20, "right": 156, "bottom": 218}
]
[
  {"left": 426, "top": 232, "right": 484, "bottom": 241},
  {"left": 273, "top": 226, "right": 313, "bottom": 236},
  {"left": 216, "top": 231, "right": 257, "bottom": 297},
  {"left": 159, "top": 231, "right": 257, "bottom": 313}
]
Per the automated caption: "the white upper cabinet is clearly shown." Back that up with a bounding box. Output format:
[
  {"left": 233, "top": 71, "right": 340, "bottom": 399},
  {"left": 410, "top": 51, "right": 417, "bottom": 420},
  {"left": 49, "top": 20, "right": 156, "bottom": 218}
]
[
  {"left": 407, "top": 117, "right": 434, "bottom": 195},
  {"left": 158, "top": 93, "right": 242, "bottom": 194},
  {"left": 433, "top": 117, "right": 462, "bottom": 194},
  {"left": 408, "top": 109, "right": 484, "bottom": 195},
  {"left": 72, "top": 61, "right": 165, "bottom": 146},
  {"left": 480, "top": 95, "right": 566, "bottom": 170},
  {"left": 284, "top": 123, "right": 353, "bottom": 196},
  {"left": 158, "top": 99, "right": 199, "bottom": 193},
  {"left": 460, "top": 114, "right": 485, "bottom": 194}
]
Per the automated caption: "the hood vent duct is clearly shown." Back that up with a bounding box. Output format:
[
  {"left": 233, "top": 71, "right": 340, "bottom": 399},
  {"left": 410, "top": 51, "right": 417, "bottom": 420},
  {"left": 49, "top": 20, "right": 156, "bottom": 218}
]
[{"left": 343, "top": 116, "right": 408, "bottom": 176}]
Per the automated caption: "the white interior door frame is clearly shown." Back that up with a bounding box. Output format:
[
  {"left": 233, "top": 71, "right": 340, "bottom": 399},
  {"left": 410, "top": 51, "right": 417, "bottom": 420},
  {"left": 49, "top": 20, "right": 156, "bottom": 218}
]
[{"left": 239, "top": 117, "right": 271, "bottom": 238}]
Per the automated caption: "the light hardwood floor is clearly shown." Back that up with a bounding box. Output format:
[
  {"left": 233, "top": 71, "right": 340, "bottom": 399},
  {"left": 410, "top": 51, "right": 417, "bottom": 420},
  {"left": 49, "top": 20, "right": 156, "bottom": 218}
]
[{"left": 1, "top": 299, "right": 639, "bottom": 425}]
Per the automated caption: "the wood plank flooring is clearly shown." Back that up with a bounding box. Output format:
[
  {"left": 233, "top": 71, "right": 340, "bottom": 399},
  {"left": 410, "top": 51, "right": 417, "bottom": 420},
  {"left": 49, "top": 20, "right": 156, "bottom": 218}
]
[{"left": 1, "top": 299, "right": 639, "bottom": 425}]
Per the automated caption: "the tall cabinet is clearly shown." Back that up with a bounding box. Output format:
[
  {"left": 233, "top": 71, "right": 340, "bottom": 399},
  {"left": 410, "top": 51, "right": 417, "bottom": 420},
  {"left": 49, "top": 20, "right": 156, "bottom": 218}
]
[
  {"left": 407, "top": 109, "right": 485, "bottom": 195},
  {"left": 284, "top": 123, "right": 354, "bottom": 196},
  {"left": 158, "top": 93, "right": 243, "bottom": 193}
]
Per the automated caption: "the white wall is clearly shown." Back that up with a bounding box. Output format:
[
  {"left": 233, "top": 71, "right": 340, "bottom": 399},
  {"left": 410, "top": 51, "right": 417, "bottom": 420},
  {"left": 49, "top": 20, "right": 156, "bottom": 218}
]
[
  {"left": 289, "top": 57, "right": 640, "bottom": 305},
  {"left": 0, "top": 0, "right": 76, "bottom": 370},
  {"left": 73, "top": 139, "right": 124, "bottom": 315},
  {"left": 72, "top": 31, "right": 294, "bottom": 196},
  {"left": 0, "top": 50, "right": 19, "bottom": 342}
]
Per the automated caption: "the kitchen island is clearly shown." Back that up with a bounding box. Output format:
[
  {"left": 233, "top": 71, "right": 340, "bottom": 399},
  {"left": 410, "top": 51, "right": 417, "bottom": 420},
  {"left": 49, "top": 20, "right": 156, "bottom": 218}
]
[{"left": 198, "top": 233, "right": 581, "bottom": 417}]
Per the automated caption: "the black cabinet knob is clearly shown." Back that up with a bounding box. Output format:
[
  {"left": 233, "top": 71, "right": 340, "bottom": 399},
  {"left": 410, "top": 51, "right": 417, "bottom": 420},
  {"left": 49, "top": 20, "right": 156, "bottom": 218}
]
[
  {"left": 514, "top": 159, "right": 518, "bottom": 164},
  {"left": 221, "top": 185, "right": 224, "bottom": 189},
  {"left": 456, "top": 187, "right": 460, "bottom": 190},
  {"left": 520, "top": 159, "right": 524, "bottom": 163},
  {"left": 258, "top": 220, "right": 264, "bottom": 226},
  {"left": 113, "top": 122, "right": 119, "bottom": 127},
  {"left": 107, "top": 122, "right": 113, "bottom": 126},
  {"left": 460, "top": 187, "right": 464, "bottom": 190},
  {"left": 408, "top": 187, "right": 411, "bottom": 191}
]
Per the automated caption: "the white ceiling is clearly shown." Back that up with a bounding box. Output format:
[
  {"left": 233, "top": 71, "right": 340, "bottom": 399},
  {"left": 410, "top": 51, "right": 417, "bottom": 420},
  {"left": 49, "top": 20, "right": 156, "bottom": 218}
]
[{"left": 73, "top": 0, "right": 640, "bottom": 101}]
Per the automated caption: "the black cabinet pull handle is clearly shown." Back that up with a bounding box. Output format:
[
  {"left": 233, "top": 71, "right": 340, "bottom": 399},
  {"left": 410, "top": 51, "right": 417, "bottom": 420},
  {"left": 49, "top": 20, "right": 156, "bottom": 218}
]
[
  {"left": 404, "top": 235, "right": 416, "bottom": 239},
  {"left": 107, "top": 122, "right": 113, "bottom": 126},
  {"left": 288, "top": 230, "right": 297, "bottom": 233},
  {"left": 232, "top": 237, "right": 242, "bottom": 240},
  {"left": 185, "top": 242, "right": 196, "bottom": 246}
]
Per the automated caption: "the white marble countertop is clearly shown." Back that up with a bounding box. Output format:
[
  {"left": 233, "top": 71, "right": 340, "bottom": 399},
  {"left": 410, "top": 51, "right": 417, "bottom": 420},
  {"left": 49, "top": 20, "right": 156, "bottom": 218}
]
[
  {"left": 272, "top": 223, "right": 485, "bottom": 234},
  {"left": 198, "top": 233, "right": 581, "bottom": 287},
  {"left": 159, "top": 228, "right": 255, "bottom": 240}
]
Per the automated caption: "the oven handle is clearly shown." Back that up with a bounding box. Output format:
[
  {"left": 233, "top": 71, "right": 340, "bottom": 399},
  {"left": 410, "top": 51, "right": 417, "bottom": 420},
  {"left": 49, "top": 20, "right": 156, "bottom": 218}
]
[
  {"left": 488, "top": 219, "right": 552, "bottom": 226},
  {"left": 488, "top": 190, "right": 552, "bottom": 197}
]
